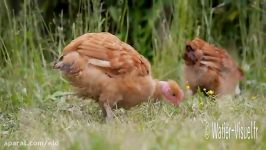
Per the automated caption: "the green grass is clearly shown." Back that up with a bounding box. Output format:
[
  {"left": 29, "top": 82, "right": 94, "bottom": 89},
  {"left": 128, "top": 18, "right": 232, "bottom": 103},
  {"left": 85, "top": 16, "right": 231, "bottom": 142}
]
[{"left": 0, "top": 0, "right": 265, "bottom": 149}]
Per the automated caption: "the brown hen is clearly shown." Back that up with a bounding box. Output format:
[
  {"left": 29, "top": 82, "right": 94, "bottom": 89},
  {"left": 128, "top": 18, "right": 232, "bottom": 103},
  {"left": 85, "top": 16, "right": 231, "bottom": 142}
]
[
  {"left": 183, "top": 38, "right": 243, "bottom": 96},
  {"left": 54, "top": 32, "right": 184, "bottom": 120}
]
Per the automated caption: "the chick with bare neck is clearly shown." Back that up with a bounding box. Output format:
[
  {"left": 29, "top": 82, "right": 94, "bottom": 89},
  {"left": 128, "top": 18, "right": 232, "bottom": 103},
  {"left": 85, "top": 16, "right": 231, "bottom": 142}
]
[{"left": 54, "top": 32, "right": 184, "bottom": 120}]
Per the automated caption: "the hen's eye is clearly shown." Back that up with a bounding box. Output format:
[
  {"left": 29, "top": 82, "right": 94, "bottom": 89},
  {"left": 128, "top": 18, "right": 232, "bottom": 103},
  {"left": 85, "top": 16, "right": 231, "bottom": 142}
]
[{"left": 172, "top": 93, "right": 176, "bottom": 97}]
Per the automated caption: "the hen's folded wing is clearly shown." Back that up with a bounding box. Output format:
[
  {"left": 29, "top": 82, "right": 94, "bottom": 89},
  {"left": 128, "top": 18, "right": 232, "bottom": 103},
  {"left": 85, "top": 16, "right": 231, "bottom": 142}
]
[
  {"left": 63, "top": 32, "right": 150, "bottom": 77},
  {"left": 190, "top": 38, "right": 243, "bottom": 78},
  {"left": 185, "top": 38, "right": 224, "bottom": 71}
]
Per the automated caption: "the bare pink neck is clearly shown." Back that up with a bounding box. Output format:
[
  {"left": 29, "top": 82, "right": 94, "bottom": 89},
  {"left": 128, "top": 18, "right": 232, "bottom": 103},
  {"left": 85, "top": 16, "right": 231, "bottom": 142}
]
[{"left": 153, "top": 80, "right": 166, "bottom": 99}]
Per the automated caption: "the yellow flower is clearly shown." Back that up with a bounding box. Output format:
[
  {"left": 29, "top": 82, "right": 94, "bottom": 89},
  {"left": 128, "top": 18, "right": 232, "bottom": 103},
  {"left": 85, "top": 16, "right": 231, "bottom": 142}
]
[
  {"left": 186, "top": 85, "right": 190, "bottom": 90},
  {"left": 207, "top": 90, "right": 214, "bottom": 95},
  {"left": 251, "top": 96, "right": 256, "bottom": 100}
]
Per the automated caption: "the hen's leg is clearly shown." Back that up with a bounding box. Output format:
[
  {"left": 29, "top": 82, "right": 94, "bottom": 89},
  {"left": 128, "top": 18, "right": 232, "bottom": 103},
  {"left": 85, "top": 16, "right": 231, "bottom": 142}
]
[
  {"left": 102, "top": 102, "right": 114, "bottom": 121},
  {"left": 98, "top": 80, "right": 123, "bottom": 121},
  {"left": 99, "top": 95, "right": 115, "bottom": 121}
]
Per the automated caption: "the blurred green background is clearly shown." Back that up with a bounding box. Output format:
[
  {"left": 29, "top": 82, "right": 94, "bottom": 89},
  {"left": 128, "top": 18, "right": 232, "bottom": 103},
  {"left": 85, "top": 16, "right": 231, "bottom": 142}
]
[{"left": 2, "top": 0, "right": 265, "bottom": 62}]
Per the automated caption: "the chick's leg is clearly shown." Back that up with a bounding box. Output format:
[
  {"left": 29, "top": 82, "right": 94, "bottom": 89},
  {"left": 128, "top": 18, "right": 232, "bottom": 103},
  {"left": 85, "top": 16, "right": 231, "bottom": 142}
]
[
  {"left": 98, "top": 80, "right": 123, "bottom": 121},
  {"left": 99, "top": 90, "right": 122, "bottom": 121},
  {"left": 99, "top": 94, "right": 115, "bottom": 121},
  {"left": 102, "top": 102, "right": 114, "bottom": 121}
]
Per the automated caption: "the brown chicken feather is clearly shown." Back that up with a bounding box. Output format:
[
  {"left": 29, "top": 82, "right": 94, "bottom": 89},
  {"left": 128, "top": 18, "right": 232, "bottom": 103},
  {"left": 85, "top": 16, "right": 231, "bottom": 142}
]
[
  {"left": 63, "top": 32, "right": 150, "bottom": 77},
  {"left": 183, "top": 38, "right": 244, "bottom": 96},
  {"left": 54, "top": 32, "right": 184, "bottom": 120}
]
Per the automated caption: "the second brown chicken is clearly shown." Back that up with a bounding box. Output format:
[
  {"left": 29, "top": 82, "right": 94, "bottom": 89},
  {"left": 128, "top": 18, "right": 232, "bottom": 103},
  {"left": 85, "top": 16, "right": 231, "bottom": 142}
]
[{"left": 183, "top": 38, "right": 244, "bottom": 96}]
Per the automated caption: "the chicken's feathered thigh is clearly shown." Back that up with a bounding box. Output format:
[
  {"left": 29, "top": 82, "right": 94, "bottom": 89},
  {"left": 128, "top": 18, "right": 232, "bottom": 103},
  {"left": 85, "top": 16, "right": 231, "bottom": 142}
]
[{"left": 183, "top": 38, "right": 243, "bottom": 96}]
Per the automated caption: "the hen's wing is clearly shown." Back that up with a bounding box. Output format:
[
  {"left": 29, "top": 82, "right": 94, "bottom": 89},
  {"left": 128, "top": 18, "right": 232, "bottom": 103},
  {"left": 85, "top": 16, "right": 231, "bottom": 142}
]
[
  {"left": 63, "top": 32, "right": 151, "bottom": 77},
  {"left": 187, "top": 38, "right": 223, "bottom": 71},
  {"left": 186, "top": 38, "right": 243, "bottom": 78}
]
